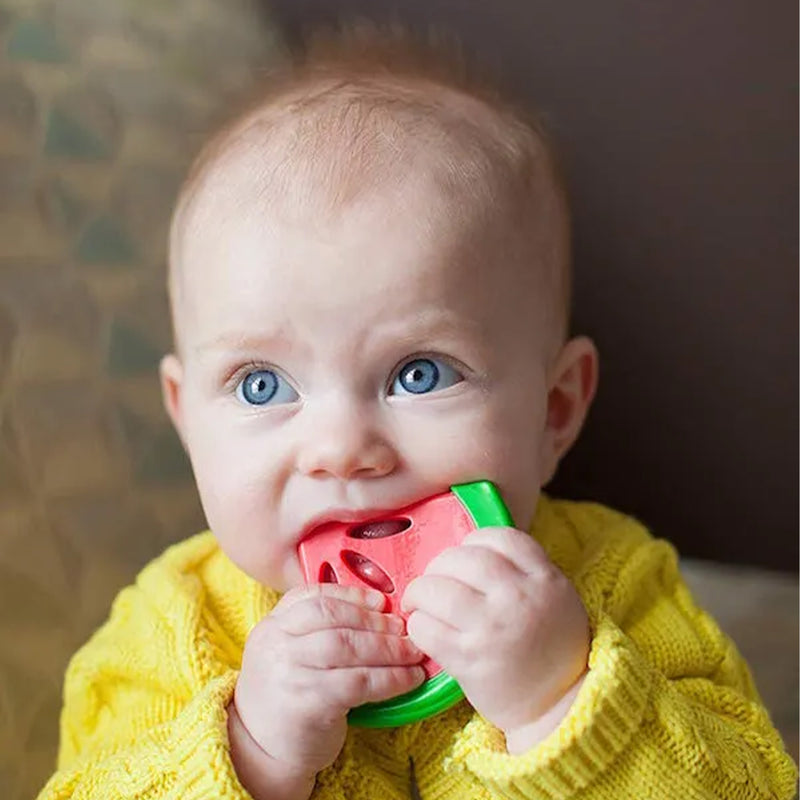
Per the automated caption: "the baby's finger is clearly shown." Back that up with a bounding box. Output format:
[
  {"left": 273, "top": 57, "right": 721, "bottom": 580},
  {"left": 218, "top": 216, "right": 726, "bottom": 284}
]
[
  {"left": 420, "top": 543, "right": 521, "bottom": 593},
  {"left": 329, "top": 664, "right": 427, "bottom": 710},
  {"left": 278, "top": 595, "right": 405, "bottom": 637},
  {"left": 401, "top": 574, "right": 482, "bottom": 630},
  {"left": 272, "top": 583, "right": 386, "bottom": 617},
  {"left": 460, "top": 527, "right": 550, "bottom": 576},
  {"left": 298, "top": 628, "right": 424, "bottom": 669},
  {"left": 405, "top": 610, "right": 460, "bottom": 668}
]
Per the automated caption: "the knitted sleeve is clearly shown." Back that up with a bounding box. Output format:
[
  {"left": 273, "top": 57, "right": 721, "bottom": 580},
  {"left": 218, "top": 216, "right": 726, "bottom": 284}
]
[
  {"left": 35, "top": 556, "right": 254, "bottom": 799},
  {"left": 36, "top": 541, "right": 415, "bottom": 800},
  {"left": 411, "top": 518, "right": 798, "bottom": 800}
]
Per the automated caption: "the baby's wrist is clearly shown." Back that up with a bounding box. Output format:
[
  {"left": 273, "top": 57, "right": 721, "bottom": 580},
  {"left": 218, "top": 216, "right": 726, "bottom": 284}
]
[
  {"left": 227, "top": 699, "right": 316, "bottom": 800},
  {"left": 503, "top": 672, "right": 587, "bottom": 756}
]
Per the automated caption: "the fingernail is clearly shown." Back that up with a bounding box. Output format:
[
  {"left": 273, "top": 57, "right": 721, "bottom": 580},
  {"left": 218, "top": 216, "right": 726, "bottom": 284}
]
[{"left": 366, "top": 591, "right": 386, "bottom": 610}]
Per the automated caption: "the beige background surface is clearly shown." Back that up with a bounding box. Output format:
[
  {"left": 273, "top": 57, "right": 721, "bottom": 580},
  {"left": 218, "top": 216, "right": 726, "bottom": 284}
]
[{"left": 0, "top": 1, "right": 795, "bottom": 798}]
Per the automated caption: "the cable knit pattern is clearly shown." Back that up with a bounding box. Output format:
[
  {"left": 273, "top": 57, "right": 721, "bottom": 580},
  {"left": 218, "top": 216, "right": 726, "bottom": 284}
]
[{"left": 37, "top": 495, "right": 797, "bottom": 799}]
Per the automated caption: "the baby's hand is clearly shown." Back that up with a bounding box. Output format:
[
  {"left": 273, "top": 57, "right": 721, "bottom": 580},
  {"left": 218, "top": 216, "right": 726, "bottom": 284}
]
[
  {"left": 232, "top": 584, "right": 425, "bottom": 790},
  {"left": 401, "top": 527, "right": 590, "bottom": 750}
]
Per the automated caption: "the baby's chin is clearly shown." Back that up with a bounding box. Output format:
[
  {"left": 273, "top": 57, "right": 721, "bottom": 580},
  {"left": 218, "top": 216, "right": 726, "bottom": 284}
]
[
  {"left": 246, "top": 561, "right": 304, "bottom": 594},
  {"left": 270, "top": 555, "right": 308, "bottom": 594},
  {"left": 214, "top": 538, "right": 303, "bottom": 593}
]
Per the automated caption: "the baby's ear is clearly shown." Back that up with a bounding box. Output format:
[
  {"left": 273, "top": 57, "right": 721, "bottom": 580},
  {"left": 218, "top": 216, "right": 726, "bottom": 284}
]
[
  {"left": 539, "top": 336, "right": 599, "bottom": 486},
  {"left": 159, "top": 353, "right": 187, "bottom": 449}
]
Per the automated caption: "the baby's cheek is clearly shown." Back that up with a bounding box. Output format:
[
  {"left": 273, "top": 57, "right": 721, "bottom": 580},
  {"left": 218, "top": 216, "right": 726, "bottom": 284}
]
[
  {"left": 445, "top": 412, "right": 543, "bottom": 530},
  {"left": 210, "top": 500, "right": 290, "bottom": 588},
  {"left": 412, "top": 423, "right": 495, "bottom": 485},
  {"left": 191, "top": 449, "right": 285, "bottom": 576}
]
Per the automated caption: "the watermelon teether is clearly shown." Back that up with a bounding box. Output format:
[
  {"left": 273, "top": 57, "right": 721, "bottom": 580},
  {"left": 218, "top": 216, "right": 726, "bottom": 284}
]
[{"left": 297, "top": 480, "right": 513, "bottom": 727}]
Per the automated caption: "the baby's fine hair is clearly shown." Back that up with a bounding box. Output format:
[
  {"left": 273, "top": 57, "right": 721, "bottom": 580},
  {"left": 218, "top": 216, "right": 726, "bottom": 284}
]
[{"left": 169, "top": 21, "right": 573, "bottom": 353}]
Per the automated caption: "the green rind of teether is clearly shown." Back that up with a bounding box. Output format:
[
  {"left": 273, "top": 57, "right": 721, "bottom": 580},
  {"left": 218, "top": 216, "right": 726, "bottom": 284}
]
[
  {"left": 346, "top": 480, "right": 513, "bottom": 728},
  {"left": 346, "top": 668, "right": 465, "bottom": 728},
  {"left": 451, "top": 480, "right": 514, "bottom": 529}
]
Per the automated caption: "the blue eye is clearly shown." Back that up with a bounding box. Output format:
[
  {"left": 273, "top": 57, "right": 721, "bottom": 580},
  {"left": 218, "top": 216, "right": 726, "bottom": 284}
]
[
  {"left": 390, "top": 357, "right": 462, "bottom": 396},
  {"left": 236, "top": 369, "right": 298, "bottom": 406}
]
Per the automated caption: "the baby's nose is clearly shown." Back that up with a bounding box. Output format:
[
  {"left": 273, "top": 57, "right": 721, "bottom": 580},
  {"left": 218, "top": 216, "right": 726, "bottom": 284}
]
[{"left": 296, "top": 401, "right": 397, "bottom": 480}]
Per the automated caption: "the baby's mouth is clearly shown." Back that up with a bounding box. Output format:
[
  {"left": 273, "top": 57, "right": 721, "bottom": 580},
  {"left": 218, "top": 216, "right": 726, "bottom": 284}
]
[{"left": 299, "top": 516, "right": 412, "bottom": 594}]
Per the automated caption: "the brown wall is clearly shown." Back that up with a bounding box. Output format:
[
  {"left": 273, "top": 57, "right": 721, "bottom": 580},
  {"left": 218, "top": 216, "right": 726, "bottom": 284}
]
[{"left": 269, "top": 0, "right": 799, "bottom": 571}]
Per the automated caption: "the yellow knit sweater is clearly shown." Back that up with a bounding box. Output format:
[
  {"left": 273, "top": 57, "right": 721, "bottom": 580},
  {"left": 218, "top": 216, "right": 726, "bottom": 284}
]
[{"left": 38, "top": 495, "right": 797, "bottom": 799}]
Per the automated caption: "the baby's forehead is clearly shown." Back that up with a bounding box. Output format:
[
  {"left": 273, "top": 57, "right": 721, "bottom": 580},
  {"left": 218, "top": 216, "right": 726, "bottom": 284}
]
[
  {"left": 169, "top": 73, "right": 571, "bottom": 357},
  {"left": 178, "top": 72, "right": 559, "bottom": 228}
]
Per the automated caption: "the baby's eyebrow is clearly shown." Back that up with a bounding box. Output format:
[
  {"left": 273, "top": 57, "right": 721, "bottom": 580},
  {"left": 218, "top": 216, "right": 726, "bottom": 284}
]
[
  {"left": 376, "top": 312, "right": 484, "bottom": 349},
  {"left": 192, "top": 331, "right": 293, "bottom": 357}
]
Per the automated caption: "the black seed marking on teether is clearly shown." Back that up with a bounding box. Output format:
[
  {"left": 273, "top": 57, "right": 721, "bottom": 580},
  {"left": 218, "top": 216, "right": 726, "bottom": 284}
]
[
  {"left": 341, "top": 550, "right": 395, "bottom": 594},
  {"left": 348, "top": 518, "right": 411, "bottom": 540},
  {"left": 319, "top": 562, "right": 338, "bottom": 583}
]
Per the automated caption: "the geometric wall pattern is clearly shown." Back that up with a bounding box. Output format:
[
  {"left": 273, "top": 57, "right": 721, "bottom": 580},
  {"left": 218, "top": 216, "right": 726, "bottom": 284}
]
[{"left": 0, "top": 0, "right": 281, "bottom": 794}]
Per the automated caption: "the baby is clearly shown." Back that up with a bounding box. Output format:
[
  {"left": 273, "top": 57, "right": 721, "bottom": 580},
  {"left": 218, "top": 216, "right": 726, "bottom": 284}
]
[{"left": 39, "top": 24, "right": 796, "bottom": 800}]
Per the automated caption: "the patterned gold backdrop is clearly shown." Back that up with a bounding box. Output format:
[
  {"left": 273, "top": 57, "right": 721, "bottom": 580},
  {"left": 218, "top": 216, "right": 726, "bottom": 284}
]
[{"left": 0, "top": 0, "right": 282, "bottom": 796}]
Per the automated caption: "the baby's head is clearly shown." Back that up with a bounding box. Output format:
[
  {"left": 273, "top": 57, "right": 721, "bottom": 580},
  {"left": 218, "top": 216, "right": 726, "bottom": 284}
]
[{"left": 160, "top": 24, "right": 598, "bottom": 591}]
